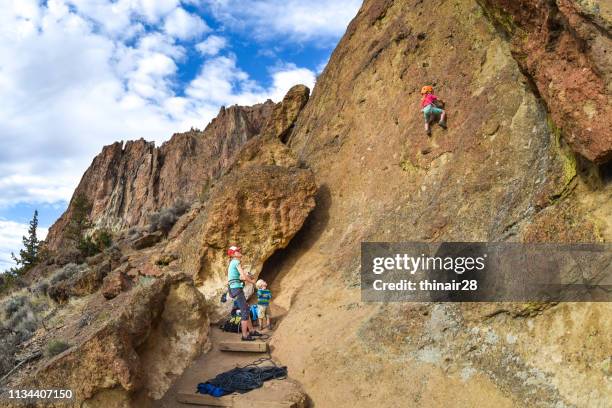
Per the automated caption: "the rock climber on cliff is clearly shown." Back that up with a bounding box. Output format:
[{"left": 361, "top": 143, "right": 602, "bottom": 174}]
[
  {"left": 227, "top": 245, "right": 263, "bottom": 341},
  {"left": 420, "top": 85, "right": 447, "bottom": 136}
]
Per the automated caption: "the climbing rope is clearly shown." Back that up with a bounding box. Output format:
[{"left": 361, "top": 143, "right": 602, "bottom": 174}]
[{"left": 197, "top": 357, "right": 287, "bottom": 397}]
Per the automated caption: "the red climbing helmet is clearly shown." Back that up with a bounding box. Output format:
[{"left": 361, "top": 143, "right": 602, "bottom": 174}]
[
  {"left": 227, "top": 245, "right": 241, "bottom": 256},
  {"left": 421, "top": 85, "right": 434, "bottom": 95}
]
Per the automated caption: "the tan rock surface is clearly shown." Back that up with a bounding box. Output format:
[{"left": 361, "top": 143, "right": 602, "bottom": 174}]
[
  {"left": 11, "top": 273, "right": 208, "bottom": 407},
  {"left": 170, "top": 164, "right": 317, "bottom": 319},
  {"left": 7, "top": 1, "right": 611, "bottom": 407},
  {"left": 266, "top": 0, "right": 612, "bottom": 406}
]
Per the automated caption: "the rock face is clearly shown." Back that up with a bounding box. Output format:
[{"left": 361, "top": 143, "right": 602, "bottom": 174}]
[
  {"left": 45, "top": 101, "right": 276, "bottom": 251},
  {"left": 265, "top": 0, "right": 612, "bottom": 407},
  {"left": 18, "top": 274, "right": 209, "bottom": 407},
  {"left": 478, "top": 0, "right": 612, "bottom": 163},
  {"left": 131, "top": 231, "right": 163, "bottom": 250},
  {"left": 171, "top": 162, "right": 317, "bottom": 318}
]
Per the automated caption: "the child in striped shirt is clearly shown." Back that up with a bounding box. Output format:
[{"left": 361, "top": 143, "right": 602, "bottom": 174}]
[{"left": 255, "top": 279, "right": 272, "bottom": 330}]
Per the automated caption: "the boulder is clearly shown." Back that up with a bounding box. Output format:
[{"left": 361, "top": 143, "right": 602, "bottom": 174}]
[
  {"left": 18, "top": 274, "right": 209, "bottom": 406},
  {"left": 261, "top": 84, "right": 310, "bottom": 142},
  {"left": 47, "top": 262, "right": 111, "bottom": 303},
  {"left": 172, "top": 164, "right": 316, "bottom": 318},
  {"left": 131, "top": 231, "right": 163, "bottom": 250},
  {"left": 101, "top": 270, "right": 130, "bottom": 300}
]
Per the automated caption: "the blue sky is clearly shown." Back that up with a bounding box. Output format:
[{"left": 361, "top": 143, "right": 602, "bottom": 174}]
[{"left": 0, "top": 0, "right": 362, "bottom": 271}]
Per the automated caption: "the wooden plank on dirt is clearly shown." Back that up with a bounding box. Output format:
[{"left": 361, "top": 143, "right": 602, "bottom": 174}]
[
  {"left": 218, "top": 341, "right": 267, "bottom": 353},
  {"left": 234, "top": 399, "right": 298, "bottom": 408},
  {"left": 176, "top": 392, "right": 234, "bottom": 406}
]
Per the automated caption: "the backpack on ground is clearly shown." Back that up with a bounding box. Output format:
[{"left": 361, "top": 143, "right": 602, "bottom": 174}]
[
  {"left": 220, "top": 315, "right": 242, "bottom": 333},
  {"left": 250, "top": 304, "right": 259, "bottom": 321}
]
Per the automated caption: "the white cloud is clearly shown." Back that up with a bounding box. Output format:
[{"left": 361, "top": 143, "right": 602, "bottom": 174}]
[
  {"left": 136, "top": 0, "right": 181, "bottom": 23},
  {"left": 196, "top": 35, "right": 227, "bottom": 56},
  {"left": 267, "top": 64, "right": 317, "bottom": 101},
  {"left": 0, "top": 1, "right": 321, "bottom": 211},
  {"left": 164, "top": 7, "right": 210, "bottom": 40},
  {"left": 0, "top": 220, "right": 48, "bottom": 272},
  {"left": 186, "top": 56, "right": 315, "bottom": 107},
  {"left": 203, "top": 0, "right": 361, "bottom": 43}
]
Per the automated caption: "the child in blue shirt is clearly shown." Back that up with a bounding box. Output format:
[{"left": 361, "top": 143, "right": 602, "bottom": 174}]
[{"left": 255, "top": 279, "right": 272, "bottom": 330}]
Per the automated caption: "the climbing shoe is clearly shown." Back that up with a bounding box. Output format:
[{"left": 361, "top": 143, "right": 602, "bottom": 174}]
[
  {"left": 426, "top": 128, "right": 432, "bottom": 136},
  {"left": 438, "top": 121, "right": 447, "bottom": 129},
  {"left": 250, "top": 331, "right": 263, "bottom": 337},
  {"left": 241, "top": 335, "right": 256, "bottom": 341}
]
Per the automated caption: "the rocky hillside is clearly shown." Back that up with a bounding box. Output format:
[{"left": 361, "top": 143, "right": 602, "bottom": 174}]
[{"left": 2, "top": 0, "right": 610, "bottom": 407}]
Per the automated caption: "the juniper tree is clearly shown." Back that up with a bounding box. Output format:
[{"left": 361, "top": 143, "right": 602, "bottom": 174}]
[
  {"left": 64, "top": 194, "right": 111, "bottom": 256},
  {"left": 65, "top": 193, "right": 92, "bottom": 243},
  {"left": 10, "top": 210, "right": 42, "bottom": 274}
]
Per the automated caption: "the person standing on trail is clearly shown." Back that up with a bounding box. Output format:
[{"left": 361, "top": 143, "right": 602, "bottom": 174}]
[
  {"left": 255, "top": 279, "right": 272, "bottom": 330},
  {"left": 420, "top": 85, "right": 447, "bottom": 136},
  {"left": 227, "top": 245, "right": 263, "bottom": 341}
]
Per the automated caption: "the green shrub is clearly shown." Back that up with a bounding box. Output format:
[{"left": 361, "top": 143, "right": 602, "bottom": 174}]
[
  {"left": 48, "top": 263, "right": 84, "bottom": 285},
  {"left": 77, "top": 236, "right": 99, "bottom": 257},
  {"left": 1, "top": 292, "right": 38, "bottom": 344},
  {"left": 45, "top": 339, "right": 70, "bottom": 357},
  {"left": 0, "top": 273, "right": 26, "bottom": 297},
  {"left": 3, "top": 294, "right": 27, "bottom": 319},
  {"left": 95, "top": 229, "right": 112, "bottom": 249},
  {"left": 76, "top": 229, "right": 113, "bottom": 258},
  {"left": 0, "top": 328, "right": 18, "bottom": 377},
  {"left": 64, "top": 195, "right": 112, "bottom": 257},
  {"left": 33, "top": 280, "right": 49, "bottom": 296}
]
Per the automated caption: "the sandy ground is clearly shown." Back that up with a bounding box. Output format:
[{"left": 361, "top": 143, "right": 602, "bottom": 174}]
[{"left": 154, "top": 305, "right": 306, "bottom": 408}]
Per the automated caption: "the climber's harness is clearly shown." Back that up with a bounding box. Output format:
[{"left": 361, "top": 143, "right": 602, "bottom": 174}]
[
  {"left": 221, "top": 279, "right": 243, "bottom": 303},
  {"left": 228, "top": 279, "right": 243, "bottom": 294}
]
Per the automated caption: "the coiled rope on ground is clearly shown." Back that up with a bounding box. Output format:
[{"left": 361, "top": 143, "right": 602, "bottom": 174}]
[{"left": 198, "top": 357, "right": 287, "bottom": 395}]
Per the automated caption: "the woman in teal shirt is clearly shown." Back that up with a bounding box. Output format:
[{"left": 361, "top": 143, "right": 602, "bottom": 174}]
[{"left": 227, "top": 245, "right": 262, "bottom": 341}]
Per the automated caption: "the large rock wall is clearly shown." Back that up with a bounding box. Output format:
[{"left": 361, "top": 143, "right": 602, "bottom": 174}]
[
  {"left": 268, "top": 0, "right": 611, "bottom": 406},
  {"left": 45, "top": 101, "right": 275, "bottom": 251},
  {"left": 477, "top": 0, "right": 612, "bottom": 163},
  {"left": 169, "top": 143, "right": 317, "bottom": 318}
]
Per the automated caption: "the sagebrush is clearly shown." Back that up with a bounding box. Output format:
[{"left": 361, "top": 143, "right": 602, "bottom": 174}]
[{"left": 148, "top": 200, "right": 190, "bottom": 235}]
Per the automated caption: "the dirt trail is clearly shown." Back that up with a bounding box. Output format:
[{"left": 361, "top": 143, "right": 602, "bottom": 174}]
[{"left": 154, "top": 306, "right": 306, "bottom": 408}]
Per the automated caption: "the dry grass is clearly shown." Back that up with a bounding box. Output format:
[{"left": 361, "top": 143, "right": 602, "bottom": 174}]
[{"left": 0, "top": 264, "right": 81, "bottom": 376}]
